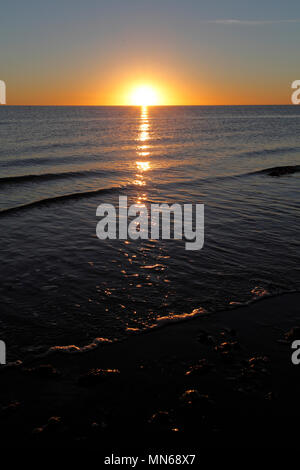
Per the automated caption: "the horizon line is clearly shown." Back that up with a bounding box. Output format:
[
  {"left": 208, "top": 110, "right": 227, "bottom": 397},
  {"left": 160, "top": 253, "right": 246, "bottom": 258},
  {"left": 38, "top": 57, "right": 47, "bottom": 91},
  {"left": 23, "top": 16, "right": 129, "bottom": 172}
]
[{"left": 0, "top": 103, "right": 295, "bottom": 107}]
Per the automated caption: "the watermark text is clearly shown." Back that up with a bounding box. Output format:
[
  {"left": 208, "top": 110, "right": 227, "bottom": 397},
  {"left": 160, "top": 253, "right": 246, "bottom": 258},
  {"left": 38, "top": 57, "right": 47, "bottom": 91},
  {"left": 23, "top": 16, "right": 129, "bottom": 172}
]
[
  {"left": 96, "top": 196, "right": 204, "bottom": 251},
  {"left": 0, "top": 80, "right": 6, "bottom": 104}
]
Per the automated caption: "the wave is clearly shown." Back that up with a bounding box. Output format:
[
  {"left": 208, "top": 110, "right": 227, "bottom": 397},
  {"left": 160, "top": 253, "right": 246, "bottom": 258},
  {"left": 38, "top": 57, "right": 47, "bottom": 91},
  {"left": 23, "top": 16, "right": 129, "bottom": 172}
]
[
  {"left": 0, "top": 168, "right": 113, "bottom": 186},
  {"left": 237, "top": 145, "right": 300, "bottom": 160},
  {"left": 0, "top": 154, "right": 105, "bottom": 168},
  {"left": 1, "top": 163, "right": 299, "bottom": 217},
  {"left": 0, "top": 184, "right": 126, "bottom": 216},
  {"left": 123, "top": 287, "right": 299, "bottom": 337},
  {"left": 251, "top": 164, "right": 300, "bottom": 177},
  {"left": 158, "top": 164, "right": 300, "bottom": 190},
  {"left": 151, "top": 307, "right": 208, "bottom": 329},
  {"left": 0, "top": 140, "right": 91, "bottom": 159},
  {"left": 213, "top": 164, "right": 300, "bottom": 180},
  {"left": 46, "top": 337, "right": 113, "bottom": 355},
  {"left": 0, "top": 163, "right": 277, "bottom": 189}
]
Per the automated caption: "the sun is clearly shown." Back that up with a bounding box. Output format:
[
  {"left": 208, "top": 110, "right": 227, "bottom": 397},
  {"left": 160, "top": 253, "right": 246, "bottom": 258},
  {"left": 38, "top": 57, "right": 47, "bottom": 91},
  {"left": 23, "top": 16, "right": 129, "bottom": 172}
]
[{"left": 129, "top": 85, "right": 159, "bottom": 106}]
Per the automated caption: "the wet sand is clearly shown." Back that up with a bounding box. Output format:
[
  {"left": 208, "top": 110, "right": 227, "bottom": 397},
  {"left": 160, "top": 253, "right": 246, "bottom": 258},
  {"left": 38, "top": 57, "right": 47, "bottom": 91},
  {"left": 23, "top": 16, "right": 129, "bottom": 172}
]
[{"left": 0, "top": 292, "right": 300, "bottom": 449}]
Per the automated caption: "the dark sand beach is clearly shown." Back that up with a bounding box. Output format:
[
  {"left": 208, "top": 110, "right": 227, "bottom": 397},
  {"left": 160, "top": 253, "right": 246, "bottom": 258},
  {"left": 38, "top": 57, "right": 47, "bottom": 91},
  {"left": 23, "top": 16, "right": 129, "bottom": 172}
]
[{"left": 0, "top": 292, "right": 299, "bottom": 450}]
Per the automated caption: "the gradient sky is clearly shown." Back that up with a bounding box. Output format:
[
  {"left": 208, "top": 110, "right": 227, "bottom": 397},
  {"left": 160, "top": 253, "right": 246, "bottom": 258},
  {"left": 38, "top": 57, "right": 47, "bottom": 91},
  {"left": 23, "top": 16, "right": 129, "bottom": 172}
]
[{"left": 1, "top": 0, "right": 300, "bottom": 105}]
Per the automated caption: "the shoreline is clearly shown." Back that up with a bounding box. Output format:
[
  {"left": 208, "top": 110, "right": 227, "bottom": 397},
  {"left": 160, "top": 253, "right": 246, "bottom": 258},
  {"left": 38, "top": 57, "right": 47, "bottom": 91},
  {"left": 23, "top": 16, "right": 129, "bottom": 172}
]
[
  {"left": 1, "top": 292, "right": 300, "bottom": 448},
  {"left": 32, "top": 289, "right": 300, "bottom": 359}
]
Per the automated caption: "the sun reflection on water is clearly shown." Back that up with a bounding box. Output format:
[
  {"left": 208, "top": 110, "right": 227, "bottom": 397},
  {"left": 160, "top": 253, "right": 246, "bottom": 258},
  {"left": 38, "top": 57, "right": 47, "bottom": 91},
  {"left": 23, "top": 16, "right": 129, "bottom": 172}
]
[
  {"left": 136, "top": 161, "right": 150, "bottom": 171},
  {"left": 138, "top": 106, "right": 150, "bottom": 143},
  {"left": 133, "top": 106, "right": 151, "bottom": 196}
]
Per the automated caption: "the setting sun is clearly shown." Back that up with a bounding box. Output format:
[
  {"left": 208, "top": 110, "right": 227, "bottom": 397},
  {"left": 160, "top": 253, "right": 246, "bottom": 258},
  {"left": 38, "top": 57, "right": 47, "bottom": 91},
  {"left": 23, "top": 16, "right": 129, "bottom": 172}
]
[{"left": 129, "top": 85, "right": 159, "bottom": 106}]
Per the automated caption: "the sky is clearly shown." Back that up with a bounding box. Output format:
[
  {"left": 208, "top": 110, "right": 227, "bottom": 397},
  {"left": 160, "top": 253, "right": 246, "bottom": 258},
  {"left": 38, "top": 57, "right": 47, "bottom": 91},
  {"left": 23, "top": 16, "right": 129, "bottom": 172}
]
[{"left": 1, "top": 0, "right": 300, "bottom": 105}]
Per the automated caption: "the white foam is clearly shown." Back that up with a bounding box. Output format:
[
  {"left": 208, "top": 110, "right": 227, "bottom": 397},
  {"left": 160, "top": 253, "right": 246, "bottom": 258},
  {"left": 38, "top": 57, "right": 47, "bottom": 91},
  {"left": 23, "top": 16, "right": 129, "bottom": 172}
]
[
  {"left": 151, "top": 307, "right": 207, "bottom": 329},
  {"left": 47, "top": 337, "right": 112, "bottom": 355}
]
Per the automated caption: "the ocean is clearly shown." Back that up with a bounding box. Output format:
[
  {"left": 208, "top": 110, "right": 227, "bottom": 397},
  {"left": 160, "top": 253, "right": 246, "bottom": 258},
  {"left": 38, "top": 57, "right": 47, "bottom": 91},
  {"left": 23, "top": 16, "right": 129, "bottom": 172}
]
[{"left": 0, "top": 105, "right": 299, "bottom": 359}]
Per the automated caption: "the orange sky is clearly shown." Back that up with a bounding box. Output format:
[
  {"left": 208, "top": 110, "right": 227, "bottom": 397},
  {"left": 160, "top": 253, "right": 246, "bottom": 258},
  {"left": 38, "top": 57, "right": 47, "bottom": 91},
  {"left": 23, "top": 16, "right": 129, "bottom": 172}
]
[
  {"left": 7, "top": 63, "right": 293, "bottom": 106},
  {"left": 2, "top": 2, "right": 299, "bottom": 105}
]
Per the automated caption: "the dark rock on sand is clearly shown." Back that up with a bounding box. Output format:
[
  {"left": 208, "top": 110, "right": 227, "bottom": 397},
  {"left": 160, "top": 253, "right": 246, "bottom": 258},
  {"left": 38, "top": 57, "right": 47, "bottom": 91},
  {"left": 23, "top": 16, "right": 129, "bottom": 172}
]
[
  {"left": 180, "top": 389, "right": 214, "bottom": 407},
  {"left": 284, "top": 326, "right": 300, "bottom": 341},
  {"left": 23, "top": 364, "right": 61, "bottom": 379},
  {"left": 0, "top": 400, "right": 20, "bottom": 417},
  {"left": 215, "top": 340, "right": 240, "bottom": 353},
  {"left": 185, "top": 359, "right": 213, "bottom": 377},
  {"left": 148, "top": 410, "right": 180, "bottom": 433},
  {"left": 223, "top": 327, "right": 237, "bottom": 337},
  {"left": 265, "top": 391, "right": 276, "bottom": 400},
  {"left": 197, "top": 330, "right": 215, "bottom": 344},
  {"left": 32, "top": 416, "right": 64, "bottom": 435},
  {"left": 214, "top": 340, "right": 240, "bottom": 362},
  {"left": 247, "top": 356, "right": 269, "bottom": 371},
  {"left": 0, "top": 360, "right": 22, "bottom": 373},
  {"left": 239, "top": 356, "right": 270, "bottom": 381},
  {"left": 78, "top": 368, "right": 120, "bottom": 386},
  {"left": 176, "top": 390, "right": 216, "bottom": 432},
  {"left": 148, "top": 410, "right": 172, "bottom": 426}
]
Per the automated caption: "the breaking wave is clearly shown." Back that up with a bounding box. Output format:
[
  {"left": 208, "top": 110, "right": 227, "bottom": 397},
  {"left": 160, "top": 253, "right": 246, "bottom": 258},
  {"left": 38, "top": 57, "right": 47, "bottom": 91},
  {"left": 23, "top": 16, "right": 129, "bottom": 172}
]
[
  {"left": 0, "top": 184, "right": 128, "bottom": 216},
  {"left": 0, "top": 168, "right": 114, "bottom": 185},
  {"left": 46, "top": 337, "right": 113, "bottom": 355}
]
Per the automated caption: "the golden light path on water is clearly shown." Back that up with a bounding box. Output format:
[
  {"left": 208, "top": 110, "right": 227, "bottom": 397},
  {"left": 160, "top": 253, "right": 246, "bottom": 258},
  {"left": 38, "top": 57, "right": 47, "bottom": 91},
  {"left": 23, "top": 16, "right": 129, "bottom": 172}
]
[{"left": 134, "top": 105, "right": 151, "bottom": 202}]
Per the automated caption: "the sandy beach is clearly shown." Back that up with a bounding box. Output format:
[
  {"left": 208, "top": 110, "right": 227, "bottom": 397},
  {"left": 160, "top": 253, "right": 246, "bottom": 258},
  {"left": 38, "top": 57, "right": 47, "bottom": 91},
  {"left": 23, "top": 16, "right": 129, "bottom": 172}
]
[{"left": 0, "top": 292, "right": 299, "bottom": 450}]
